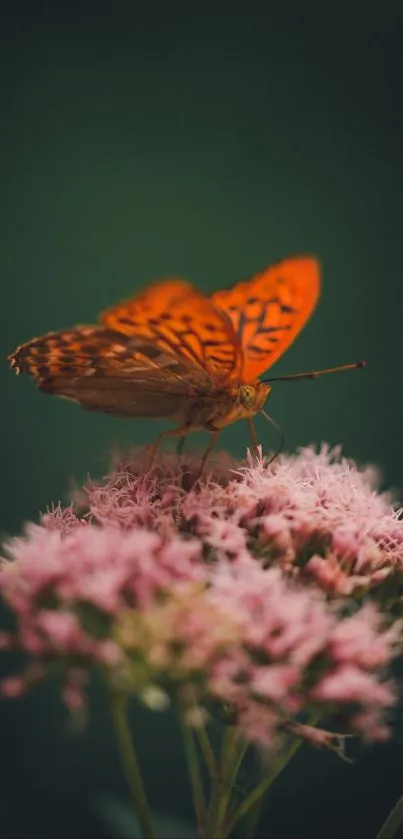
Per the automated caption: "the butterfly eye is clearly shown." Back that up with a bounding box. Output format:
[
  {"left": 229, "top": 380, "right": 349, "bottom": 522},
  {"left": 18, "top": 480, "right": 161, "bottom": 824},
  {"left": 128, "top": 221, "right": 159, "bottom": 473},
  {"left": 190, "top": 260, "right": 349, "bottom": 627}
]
[{"left": 239, "top": 385, "right": 256, "bottom": 407}]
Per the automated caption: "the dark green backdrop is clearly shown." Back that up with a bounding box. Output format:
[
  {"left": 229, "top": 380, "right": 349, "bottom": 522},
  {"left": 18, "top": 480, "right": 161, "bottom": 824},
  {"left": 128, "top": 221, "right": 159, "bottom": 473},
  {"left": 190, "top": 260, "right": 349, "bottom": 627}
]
[{"left": 1, "top": 4, "right": 403, "bottom": 837}]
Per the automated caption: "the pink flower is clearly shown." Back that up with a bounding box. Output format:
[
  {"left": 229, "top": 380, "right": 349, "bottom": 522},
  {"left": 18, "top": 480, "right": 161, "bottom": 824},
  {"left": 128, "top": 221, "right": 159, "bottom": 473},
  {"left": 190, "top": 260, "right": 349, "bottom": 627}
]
[
  {"left": 61, "top": 667, "right": 89, "bottom": 711},
  {"left": 1, "top": 444, "right": 402, "bottom": 748},
  {"left": 1, "top": 676, "right": 26, "bottom": 698},
  {"left": 197, "top": 516, "right": 247, "bottom": 557},
  {"left": 326, "top": 604, "right": 402, "bottom": 669},
  {"left": 312, "top": 665, "right": 396, "bottom": 708},
  {"left": 1, "top": 525, "right": 204, "bottom": 616}
]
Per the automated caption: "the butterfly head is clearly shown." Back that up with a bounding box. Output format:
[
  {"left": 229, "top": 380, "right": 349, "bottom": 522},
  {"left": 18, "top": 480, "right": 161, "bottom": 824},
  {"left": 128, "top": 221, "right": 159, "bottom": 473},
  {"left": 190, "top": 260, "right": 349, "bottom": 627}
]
[{"left": 237, "top": 382, "right": 271, "bottom": 415}]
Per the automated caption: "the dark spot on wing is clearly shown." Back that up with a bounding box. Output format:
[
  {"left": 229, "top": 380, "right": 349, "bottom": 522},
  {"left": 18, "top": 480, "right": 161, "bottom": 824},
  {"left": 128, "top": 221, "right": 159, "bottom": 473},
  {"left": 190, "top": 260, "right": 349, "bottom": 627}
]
[
  {"left": 258, "top": 325, "right": 291, "bottom": 334},
  {"left": 249, "top": 344, "right": 275, "bottom": 354},
  {"left": 138, "top": 344, "right": 164, "bottom": 359},
  {"left": 165, "top": 362, "right": 184, "bottom": 372},
  {"left": 280, "top": 305, "right": 298, "bottom": 314},
  {"left": 119, "top": 317, "right": 138, "bottom": 326},
  {"left": 81, "top": 344, "right": 99, "bottom": 355},
  {"left": 209, "top": 354, "right": 233, "bottom": 364},
  {"left": 59, "top": 352, "right": 78, "bottom": 362},
  {"left": 31, "top": 352, "right": 48, "bottom": 363},
  {"left": 58, "top": 365, "right": 79, "bottom": 375}
]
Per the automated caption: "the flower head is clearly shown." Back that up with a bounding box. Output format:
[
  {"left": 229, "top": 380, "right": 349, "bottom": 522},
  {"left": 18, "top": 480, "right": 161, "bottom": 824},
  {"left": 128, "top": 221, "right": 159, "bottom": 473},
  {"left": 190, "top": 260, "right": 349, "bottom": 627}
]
[{"left": 1, "top": 444, "right": 403, "bottom": 747}]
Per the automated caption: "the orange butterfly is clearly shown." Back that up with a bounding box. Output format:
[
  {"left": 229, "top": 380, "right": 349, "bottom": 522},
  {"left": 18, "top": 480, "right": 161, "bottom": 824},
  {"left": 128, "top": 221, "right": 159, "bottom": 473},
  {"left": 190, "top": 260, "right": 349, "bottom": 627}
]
[{"left": 8, "top": 255, "right": 363, "bottom": 471}]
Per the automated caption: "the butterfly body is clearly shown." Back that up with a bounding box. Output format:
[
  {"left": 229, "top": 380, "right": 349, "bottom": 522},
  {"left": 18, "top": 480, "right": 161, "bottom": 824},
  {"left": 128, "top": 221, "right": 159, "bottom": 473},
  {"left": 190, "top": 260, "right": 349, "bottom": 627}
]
[
  {"left": 178, "top": 381, "right": 272, "bottom": 434},
  {"left": 8, "top": 256, "right": 321, "bottom": 463}
]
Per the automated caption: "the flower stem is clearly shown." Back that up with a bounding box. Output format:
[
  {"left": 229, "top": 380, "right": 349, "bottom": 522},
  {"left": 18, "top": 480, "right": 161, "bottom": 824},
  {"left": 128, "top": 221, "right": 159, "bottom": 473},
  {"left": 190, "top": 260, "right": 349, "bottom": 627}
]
[
  {"left": 377, "top": 791, "right": 403, "bottom": 839},
  {"left": 179, "top": 713, "right": 206, "bottom": 829},
  {"left": 224, "top": 734, "right": 302, "bottom": 836},
  {"left": 109, "top": 690, "right": 155, "bottom": 839},
  {"left": 203, "top": 728, "right": 244, "bottom": 839},
  {"left": 222, "top": 734, "right": 249, "bottom": 812},
  {"left": 242, "top": 797, "right": 264, "bottom": 839},
  {"left": 196, "top": 723, "right": 218, "bottom": 779}
]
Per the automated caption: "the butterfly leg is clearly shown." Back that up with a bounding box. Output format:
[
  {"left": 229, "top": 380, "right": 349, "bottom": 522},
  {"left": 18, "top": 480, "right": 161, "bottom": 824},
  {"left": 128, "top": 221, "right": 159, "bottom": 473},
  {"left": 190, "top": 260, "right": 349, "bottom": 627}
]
[
  {"left": 147, "top": 424, "right": 195, "bottom": 471},
  {"left": 260, "top": 409, "right": 286, "bottom": 465},
  {"left": 247, "top": 417, "right": 260, "bottom": 458},
  {"left": 198, "top": 428, "right": 221, "bottom": 476},
  {"left": 176, "top": 435, "right": 187, "bottom": 456}
]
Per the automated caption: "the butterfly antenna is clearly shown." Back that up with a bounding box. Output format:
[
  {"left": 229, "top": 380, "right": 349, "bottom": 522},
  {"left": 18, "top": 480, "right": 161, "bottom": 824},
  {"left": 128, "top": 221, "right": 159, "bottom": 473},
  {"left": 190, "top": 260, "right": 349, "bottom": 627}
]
[
  {"left": 260, "top": 409, "right": 285, "bottom": 465},
  {"left": 262, "top": 360, "right": 366, "bottom": 383}
]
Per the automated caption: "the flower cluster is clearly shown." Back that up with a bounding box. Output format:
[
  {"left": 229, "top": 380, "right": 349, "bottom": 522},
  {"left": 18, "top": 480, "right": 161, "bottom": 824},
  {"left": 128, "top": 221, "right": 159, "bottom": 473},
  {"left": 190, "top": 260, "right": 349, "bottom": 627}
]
[{"left": 1, "top": 445, "right": 403, "bottom": 747}]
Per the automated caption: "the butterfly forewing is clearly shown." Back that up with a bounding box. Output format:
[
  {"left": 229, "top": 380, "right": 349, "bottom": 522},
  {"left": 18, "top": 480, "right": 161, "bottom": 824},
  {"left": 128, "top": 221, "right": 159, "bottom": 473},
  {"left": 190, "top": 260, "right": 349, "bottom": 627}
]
[
  {"left": 211, "top": 256, "right": 320, "bottom": 381},
  {"left": 100, "top": 278, "right": 242, "bottom": 383},
  {"left": 9, "top": 326, "right": 213, "bottom": 418}
]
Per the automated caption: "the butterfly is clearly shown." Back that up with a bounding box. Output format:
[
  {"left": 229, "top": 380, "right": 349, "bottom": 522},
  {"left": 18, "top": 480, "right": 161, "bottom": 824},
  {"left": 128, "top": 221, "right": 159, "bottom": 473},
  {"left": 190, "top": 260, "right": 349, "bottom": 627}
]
[{"left": 8, "top": 255, "right": 363, "bottom": 471}]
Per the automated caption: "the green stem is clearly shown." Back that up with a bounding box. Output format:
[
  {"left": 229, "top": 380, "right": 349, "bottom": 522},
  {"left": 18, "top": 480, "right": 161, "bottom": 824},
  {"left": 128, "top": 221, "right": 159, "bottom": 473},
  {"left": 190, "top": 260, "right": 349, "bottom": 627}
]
[
  {"left": 242, "top": 797, "right": 264, "bottom": 839},
  {"left": 196, "top": 723, "right": 218, "bottom": 779},
  {"left": 226, "top": 713, "right": 321, "bottom": 837},
  {"left": 377, "top": 791, "right": 403, "bottom": 839},
  {"left": 179, "top": 714, "right": 206, "bottom": 829},
  {"left": 203, "top": 728, "right": 244, "bottom": 839},
  {"left": 109, "top": 691, "right": 156, "bottom": 839},
  {"left": 204, "top": 775, "right": 227, "bottom": 839},
  {"left": 224, "top": 734, "right": 302, "bottom": 836},
  {"left": 223, "top": 735, "right": 249, "bottom": 808}
]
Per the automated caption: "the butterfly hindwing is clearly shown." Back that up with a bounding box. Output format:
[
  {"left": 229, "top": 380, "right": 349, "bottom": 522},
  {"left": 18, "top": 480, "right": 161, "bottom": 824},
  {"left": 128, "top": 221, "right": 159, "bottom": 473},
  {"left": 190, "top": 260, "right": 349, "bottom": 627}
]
[{"left": 211, "top": 256, "right": 321, "bottom": 381}]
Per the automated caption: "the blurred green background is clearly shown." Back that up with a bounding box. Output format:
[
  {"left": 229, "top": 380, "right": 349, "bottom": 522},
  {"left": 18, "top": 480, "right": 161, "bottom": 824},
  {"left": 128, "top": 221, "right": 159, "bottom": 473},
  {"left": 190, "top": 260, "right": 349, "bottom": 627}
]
[{"left": 1, "top": 3, "right": 403, "bottom": 837}]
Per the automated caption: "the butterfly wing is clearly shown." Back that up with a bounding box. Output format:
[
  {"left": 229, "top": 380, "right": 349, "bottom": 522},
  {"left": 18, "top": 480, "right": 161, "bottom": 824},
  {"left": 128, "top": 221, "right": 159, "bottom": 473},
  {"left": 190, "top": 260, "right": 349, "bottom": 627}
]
[
  {"left": 9, "top": 326, "right": 213, "bottom": 418},
  {"left": 100, "top": 278, "right": 242, "bottom": 383},
  {"left": 211, "top": 256, "right": 321, "bottom": 382}
]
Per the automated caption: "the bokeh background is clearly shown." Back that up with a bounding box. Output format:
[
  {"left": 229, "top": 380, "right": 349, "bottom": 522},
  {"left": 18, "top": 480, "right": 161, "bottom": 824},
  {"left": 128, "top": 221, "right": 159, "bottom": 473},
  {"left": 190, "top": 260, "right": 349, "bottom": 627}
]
[{"left": 1, "top": 3, "right": 403, "bottom": 837}]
